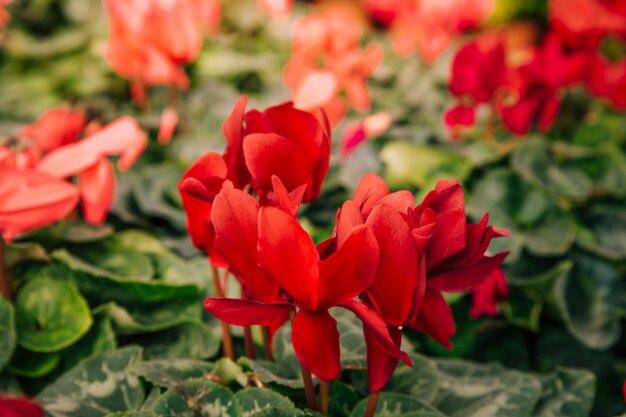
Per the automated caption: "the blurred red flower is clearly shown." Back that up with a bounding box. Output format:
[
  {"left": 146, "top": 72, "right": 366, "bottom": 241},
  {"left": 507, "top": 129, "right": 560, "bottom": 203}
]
[{"left": 0, "top": 396, "right": 44, "bottom": 417}]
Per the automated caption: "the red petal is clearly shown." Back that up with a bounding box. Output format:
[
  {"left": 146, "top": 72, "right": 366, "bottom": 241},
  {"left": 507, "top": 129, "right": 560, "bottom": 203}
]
[
  {"left": 365, "top": 204, "right": 420, "bottom": 326},
  {"left": 157, "top": 107, "right": 178, "bottom": 145},
  {"left": 270, "top": 175, "right": 305, "bottom": 218},
  {"left": 258, "top": 207, "right": 319, "bottom": 310},
  {"left": 212, "top": 187, "right": 279, "bottom": 302},
  {"left": 0, "top": 169, "right": 79, "bottom": 242},
  {"left": 243, "top": 133, "right": 313, "bottom": 200},
  {"left": 353, "top": 174, "right": 390, "bottom": 217},
  {"left": 79, "top": 157, "right": 115, "bottom": 224},
  {"left": 317, "top": 225, "right": 379, "bottom": 309},
  {"left": 335, "top": 200, "right": 364, "bottom": 248},
  {"left": 0, "top": 397, "right": 45, "bottom": 417},
  {"left": 339, "top": 299, "right": 411, "bottom": 366},
  {"left": 429, "top": 252, "right": 509, "bottom": 293},
  {"left": 223, "top": 96, "right": 250, "bottom": 188},
  {"left": 204, "top": 297, "right": 294, "bottom": 326},
  {"left": 19, "top": 107, "right": 86, "bottom": 152},
  {"left": 291, "top": 310, "right": 340, "bottom": 382},
  {"left": 364, "top": 325, "right": 403, "bottom": 392},
  {"left": 470, "top": 267, "right": 508, "bottom": 318},
  {"left": 407, "top": 288, "right": 455, "bottom": 349}
]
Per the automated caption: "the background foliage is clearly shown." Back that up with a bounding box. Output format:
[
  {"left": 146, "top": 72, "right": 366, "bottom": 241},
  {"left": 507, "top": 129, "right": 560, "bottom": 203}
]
[{"left": 0, "top": 0, "right": 624, "bottom": 416}]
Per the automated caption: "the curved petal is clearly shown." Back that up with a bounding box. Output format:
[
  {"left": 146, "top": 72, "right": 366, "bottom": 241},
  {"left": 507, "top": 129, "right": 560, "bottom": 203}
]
[
  {"left": 470, "top": 267, "right": 508, "bottom": 318},
  {"left": 270, "top": 175, "right": 305, "bottom": 218},
  {"left": 339, "top": 299, "right": 411, "bottom": 366},
  {"left": 365, "top": 204, "right": 420, "bottom": 326},
  {"left": 19, "top": 107, "right": 86, "bottom": 152},
  {"left": 258, "top": 206, "right": 320, "bottom": 310},
  {"left": 292, "top": 310, "right": 340, "bottom": 382},
  {"left": 243, "top": 133, "right": 313, "bottom": 199},
  {"left": 407, "top": 287, "right": 455, "bottom": 349},
  {"left": 157, "top": 107, "right": 178, "bottom": 145},
  {"left": 335, "top": 200, "right": 364, "bottom": 248},
  {"left": 429, "top": 252, "right": 509, "bottom": 293},
  {"left": 353, "top": 174, "right": 390, "bottom": 217},
  {"left": 79, "top": 157, "right": 115, "bottom": 224},
  {"left": 204, "top": 297, "right": 294, "bottom": 326},
  {"left": 317, "top": 225, "right": 379, "bottom": 310},
  {"left": 212, "top": 187, "right": 279, "bottom": 302},
  {"left": 0, "top": 169, "right": 79, "bottom": 242},
  {"left": 222, "top": 96, "right": 249, "bottom": 188},
  {"left": 293, "top": 70, "right": 339, "bottom": 110},
  {"left": 36, "top": 144, "right": 99, "bottom": 179},
  {"left": 365, "top": 325, "right": 403, "bottom": 392}
]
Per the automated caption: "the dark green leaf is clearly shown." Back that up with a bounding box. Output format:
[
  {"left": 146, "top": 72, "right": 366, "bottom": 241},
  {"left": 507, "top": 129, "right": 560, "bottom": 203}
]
[
  {"left": 8, "top": 346, "right": 61, "bottom": 378},
  {"left": 139, "top": 321, "right": 219, "bottom": 360},
  {"left": 133, "top": 359, "right": 214, "bottom": 388},
  {"left": 151, "top": 379, "right": 241, "bottom": 417},
  {"left": 234, "top": 387, "right": 295, "bottom": 416},
  {"left": 533, "top": 368, "right": 595, "bottom": 417},
  {"left": 0, "top": 295, "right": 16, "bottom": 372},
  {"left": 37, "top": 347, "right": 144, "bottom": 417},
  {"left": 349, "top": 393, "right": 442, "bottom": 417}
]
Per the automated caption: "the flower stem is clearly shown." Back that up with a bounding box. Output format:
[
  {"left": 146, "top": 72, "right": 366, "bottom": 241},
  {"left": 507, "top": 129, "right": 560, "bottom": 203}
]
[
  {"left": 319, "top": 380, "right": 330, "bottom": 416},
  {"left": 300, "top": 363, "right": 318, "bottom": 411},
  {"left": 243, "top": 326, "right": 256, "bottom": 359},
  {"left": 364, "top": 391, "right": 380, "bottom": 417},
  {"left": 0, "top": 239, "right": 11, "bottom": 300},
  {"left": 211, "top": 265, "right": 234, "bottom": 360},
  {"left": 262, "top": 326, "right": 274, "bottom": 361}
]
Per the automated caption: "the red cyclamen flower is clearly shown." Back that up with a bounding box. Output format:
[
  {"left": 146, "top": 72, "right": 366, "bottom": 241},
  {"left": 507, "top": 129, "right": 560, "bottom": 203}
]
[{"left": 0, "top": 396, "right": 44, "bottom": 417}]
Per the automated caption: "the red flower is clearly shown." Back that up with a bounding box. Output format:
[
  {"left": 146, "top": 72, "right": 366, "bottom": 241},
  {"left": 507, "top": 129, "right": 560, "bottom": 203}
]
[
  {"left": 0, "top": 111, "right": 146, "bottom": 242},
  {"left": 340, "top": 112, "right": 392, "bottom": 160},
  {"left": 103, "top": 0, "right": 215, "bottom": 89},
  {"left": 257, "top": 0, "right": 293, "bottom": 17},
  {"left": 284, "top": 11, "right": 383, "bottom": 126},
  {"left": 409, "top": 179, "right": 509, "bottom": 348},
  {"left": 327, "top": 174, "right": 423, "bottom": 391},
  {"left": 178, "top": 152, "right": 228, "bottom": 265},
  {"left": 0, "top": 396, "right": 44, "bottom": 417},
  {"left": 222, "top": 96, "right": 331, "bottom": 202},
  {"left": 0, "top": 168, "right": 79, "bottom": 243},
  {"left": 469, "top": 267, "right": 508, "bottom": 318},
  {"left": 204, "top": 182, "right": 410, "bottom": 382}
]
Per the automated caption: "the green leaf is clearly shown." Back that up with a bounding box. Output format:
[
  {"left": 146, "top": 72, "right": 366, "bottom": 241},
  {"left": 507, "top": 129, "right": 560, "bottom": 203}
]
[
  {"left": 214, "top": 358, "right": 250, "bottom": 387},
  {"left": 238, "top": 358, "right": 304, "bottom": 389},
  {"left": 94, "top": 300, "right": 201, "bottom": 336},
  {"left": 380, "top": 142, "right": 471, "bottom": 189},
  {"left": 432, "top": 359, "right": 542, "bottom": 417},
  {"left": 75, "top": 247, "right": 154, "bottom": 282},
  {"left": 328, "top": 381, "right": 359, "bottom": 417},
  {"left": 60, "top": 316, "right": 117, "bottom": 371},
  {"left": 577, "top": 205, "right": 626, "bottom": 260},
  {"left": 349, "top": 393, "right": 443, "bottom": 417},
  {"left": 234, "top": 388, "right": 295, "bottom": 417},
  {"left": 247, "top": 408, "right": 307, "bottom": 417},
  {"left": 0, "top": 295, "right": 16, "bottom": 372},
  {"left": 8, "top": 346, "right": 61, "bottom": 378},
  {"left": 37, "top": 347, "right": 144, "bottom": 417},
  {"left": 553, "top": 253, "right": 621, "bottom": 349},
  {"left": 106, "top": 412, "right": 157, "bottom": 417},
  {"left": 51, "top": 250, "right": 200, "bottom": 305},
  {"left": 0, "top": 371, "right": 22, "bottom": 395},
  {"left": 151, "top": 379, "right": 241, "bottom": 417},
  {"left": 533, "top": 368, "right": 596, "bottom": 417},
  {"left": 335, "top": 308, "right": 367, "bottom": 370},
  {"left": 133, "top": 359, "right": 214, "bottom": 388},
  {"left": 16, "top": 276, "right": 92, "bottom": 352},
  {"left": 512, "top": 138, "right": 593, "bottom": 203},
  {"left": 138, "top": 321, "right": 219, "bottom": 360},
  {"left": 384, "top": 353, "right": 440, "bottom": 404}
]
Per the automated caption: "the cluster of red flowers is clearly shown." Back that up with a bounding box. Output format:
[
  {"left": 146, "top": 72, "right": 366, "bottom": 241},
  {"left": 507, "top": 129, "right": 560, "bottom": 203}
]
[
  {"left": 0, "top": 108, "right": 146, "bottom": 243},
  {"left": 284, "top": 9, "right": 383, "bottom": 127},
  {"left": 445, "top": 0, "right": 626, "bottom": 136},
  {"left": 180, "top": 97, "right": 508, "bottom": 392},
  {"left": 361, "top": 0, "right": 495, "bottom": 62}
]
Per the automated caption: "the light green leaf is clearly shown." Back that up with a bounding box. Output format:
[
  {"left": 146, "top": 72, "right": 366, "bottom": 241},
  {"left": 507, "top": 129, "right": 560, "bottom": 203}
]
[
  {"left": 16, "top": 276, "right": 92, "bottom": 352},
  {"left": 37, "top": 347, "right": 144, "bottom": 417}
]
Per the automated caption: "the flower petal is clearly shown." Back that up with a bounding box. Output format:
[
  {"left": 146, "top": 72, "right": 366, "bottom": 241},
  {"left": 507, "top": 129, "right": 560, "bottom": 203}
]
[
  {"left": 353, "top": 174, "right": 390, "bottom": 217},
  {"left": 364, "top": 325, "right": 403, "bottom": 392},
  {"left": 365, "top": 204, "right": 420, "bottom": 326},
  {"left": 407, "top": 288, "right": 455, "bottom": 349},
  {"left": 204, "top": 297, "right": 294, "bottom": 326},
  {"left": 212, "top": 187, "right": 279, "bottom": 302},
  {"left": 258, "top": 206, "right": 320, "bottom": 310},
  {"left": 222, "top": 96, "right": 249, "bottom": 188},
  {"left": 317, "top": 225, "right": 379, "bottom": 310},
  {"left": 292, "top": 310, "right": 340, "bottom": 382},
  {"left": 79, "top": 157, "right": 115, "bottom": 224}
]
